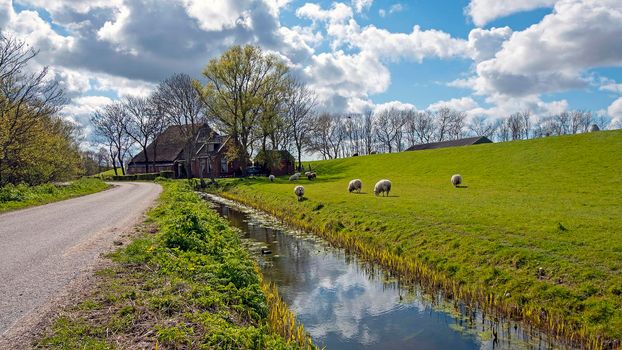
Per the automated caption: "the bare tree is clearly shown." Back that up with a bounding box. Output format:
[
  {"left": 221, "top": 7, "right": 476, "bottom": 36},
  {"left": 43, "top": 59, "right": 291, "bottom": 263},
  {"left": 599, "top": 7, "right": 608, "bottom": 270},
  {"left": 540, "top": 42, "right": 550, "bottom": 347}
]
[
  {"left": 308, "top": 113, "right": 346, "bottom": 159},
  {"left": 570, "top": 110, "right": 592, "bottom": 134},
  {"left": 434, "top": 107, "right": 452, "bottom": 142},
  {"left": 90, "top": 102, "right": 132, "bottom": 175},
  {"left": 153, "top": 73, "right": 205, "bottom": 178},
  {"left": 593, "top": 114, "right": 611, "bottom": 130},
  {"left": 405, "top": 110, "right": 435, "bottom": 146},
  {"left": 283, "top": 79, "right": 315, "bottom": 170},
  {"left": 123, "top": 95, "right": 161, "bottom": 173},
  {"left": 375, "top": 108, "right": 406, "bottom": 153},
  {"left": 467, "top": 116, "right": 498, "bottom": 138},
  {"left": 361, "top": 110, "right": 375, "bottom": 154}
]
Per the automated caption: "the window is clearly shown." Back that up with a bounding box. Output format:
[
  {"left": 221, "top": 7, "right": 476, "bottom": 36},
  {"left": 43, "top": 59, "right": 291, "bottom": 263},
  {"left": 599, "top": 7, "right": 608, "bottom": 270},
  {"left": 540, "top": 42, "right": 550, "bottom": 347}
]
[{"left": 220, "top": 158, "right": 228, "bottom": 173}]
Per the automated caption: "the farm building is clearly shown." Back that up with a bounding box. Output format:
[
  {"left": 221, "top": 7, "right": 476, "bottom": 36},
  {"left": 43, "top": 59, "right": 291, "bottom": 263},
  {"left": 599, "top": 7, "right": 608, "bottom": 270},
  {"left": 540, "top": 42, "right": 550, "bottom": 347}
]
[
  {"left": 406, "top": 136, "right": 493, "bottom": 151},
  {"left": 254, "top": 149, "right": 295, "bottom": 176},
  {"left": 127, "top": 124, "right": 243, "bottom": 178}
]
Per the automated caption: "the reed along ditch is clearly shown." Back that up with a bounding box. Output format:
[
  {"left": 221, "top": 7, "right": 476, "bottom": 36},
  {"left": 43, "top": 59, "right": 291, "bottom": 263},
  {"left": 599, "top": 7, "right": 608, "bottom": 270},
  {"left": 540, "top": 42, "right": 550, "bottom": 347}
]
[{"left": 202, "top": 193, "right": 565, "bottom": 350}]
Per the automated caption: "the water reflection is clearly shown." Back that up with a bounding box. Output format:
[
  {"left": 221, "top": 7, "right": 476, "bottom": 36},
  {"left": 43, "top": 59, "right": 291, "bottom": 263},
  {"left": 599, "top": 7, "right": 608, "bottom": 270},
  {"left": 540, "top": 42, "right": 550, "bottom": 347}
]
[{"left": 205, "top": 195, "right": 557, "bottom": 350}]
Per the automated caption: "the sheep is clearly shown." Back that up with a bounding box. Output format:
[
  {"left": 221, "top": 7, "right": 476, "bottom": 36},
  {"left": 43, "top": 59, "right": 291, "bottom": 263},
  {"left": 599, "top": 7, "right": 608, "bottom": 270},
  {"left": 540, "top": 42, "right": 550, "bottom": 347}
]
[
  {"left": 294, "top": 185, "right": 305, "bottom": 201},
  {"left": 304, "top": 171, "right": 311, "bottom": 176},
  {"left": 268, "top": 175, "right": 275, "bottom": 182},
  {"left": 348, "top": 179, "right": 362, "bottom": 193},
  {"left": 451, "top": 174, "right": 462, "bottom": 187},
  {"left": 289, "top": 173, "right": 300, "bottom": 181},
  {"left": 307, "top": 172, "right": 316, "bottom": 180},
  {"left": 374, "top": 179, "right": 391, "bottom": 197}
]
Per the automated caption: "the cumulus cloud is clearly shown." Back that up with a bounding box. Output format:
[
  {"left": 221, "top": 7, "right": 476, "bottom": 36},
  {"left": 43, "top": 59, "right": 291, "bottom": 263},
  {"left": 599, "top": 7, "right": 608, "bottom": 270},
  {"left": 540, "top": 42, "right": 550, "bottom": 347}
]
[
  {"left": 608, "top": 97, "right": 622, "bottom": 120},
  {"left": 296, "top": 2, "right": 353, "bottom": 24},
  {"left": 467, "top": 26, "right": 512, "bottom": 62},
  {"left": 303, "top": 50, "right": 389, "bottom": 112},
  {"left": 466, "top": 0, "right": 556, "bottom": 27},
  {"left": 465, "top": 0, "right": 622, "bottom": 97}
]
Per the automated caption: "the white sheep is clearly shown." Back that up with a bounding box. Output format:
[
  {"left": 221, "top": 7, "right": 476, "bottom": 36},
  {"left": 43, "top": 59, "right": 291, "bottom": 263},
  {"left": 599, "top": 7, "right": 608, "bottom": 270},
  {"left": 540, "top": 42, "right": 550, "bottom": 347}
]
[
  {"left": 294, "top": 185, "right": 305, "bottom": 201},
  {"left": 374, "top": 179, "right": 391, "bottom": 197},
  {"left": 451, "top": 174, "right": 462, "bottom": 187},
  {"left": 289, "top": 173, "right": 300, "bottom": 181},
  {"left": 269, "top": 175, "right": 275, "bottom": 182},
  {"left": 348, "top": 179, "right": 362, "bottom": 193},
  {"left": 304, "top": 171, "right": 311, "bottom": 176}
]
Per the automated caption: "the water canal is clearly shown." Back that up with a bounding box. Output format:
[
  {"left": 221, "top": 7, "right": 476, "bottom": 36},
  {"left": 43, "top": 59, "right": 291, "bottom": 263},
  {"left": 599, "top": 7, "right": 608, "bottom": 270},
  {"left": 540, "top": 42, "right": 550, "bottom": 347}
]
[{"left": 202, "top": 193, "right": 559, "bottom": 350}]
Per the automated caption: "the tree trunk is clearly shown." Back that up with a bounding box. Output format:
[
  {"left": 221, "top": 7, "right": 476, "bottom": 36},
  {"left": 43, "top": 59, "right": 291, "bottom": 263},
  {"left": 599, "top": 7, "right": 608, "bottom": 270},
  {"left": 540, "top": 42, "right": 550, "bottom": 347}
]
[
  {"left": 152, "top": 140, "right": 158, "bottom": 174},
  {"left": 109, "top": 147, "right": 118, "bottom": 176},
  {"left": 143, "top": 146, "right": 149, "bottom": 173},
  {"left": 297, "top": 144, "right": 303, "bottom": 172},
  {"left": 117, "top": 152, "right": 125, "bottom": 175}
]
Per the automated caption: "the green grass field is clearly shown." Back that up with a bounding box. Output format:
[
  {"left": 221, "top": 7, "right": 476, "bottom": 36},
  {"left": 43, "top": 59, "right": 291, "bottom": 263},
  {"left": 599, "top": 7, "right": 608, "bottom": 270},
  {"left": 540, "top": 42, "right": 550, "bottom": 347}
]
[
  {"left": 217, "top": 130, "right": 622, "bottom": 342},
  {"left": 0, "top": 178, "right": 109, "bottom": 213}
]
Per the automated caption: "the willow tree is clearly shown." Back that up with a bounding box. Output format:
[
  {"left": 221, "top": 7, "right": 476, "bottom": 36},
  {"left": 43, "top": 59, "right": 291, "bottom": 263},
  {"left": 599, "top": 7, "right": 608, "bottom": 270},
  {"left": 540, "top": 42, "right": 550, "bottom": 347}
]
[{"left": 195, "top": 45, "right": 289, "bottom": 174}]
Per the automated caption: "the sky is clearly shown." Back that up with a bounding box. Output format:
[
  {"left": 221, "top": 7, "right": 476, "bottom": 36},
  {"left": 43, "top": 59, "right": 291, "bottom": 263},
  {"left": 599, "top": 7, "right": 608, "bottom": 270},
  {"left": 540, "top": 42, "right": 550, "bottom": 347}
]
[{"left": 1, "top": 0, "right": 622, "bottom": 139}]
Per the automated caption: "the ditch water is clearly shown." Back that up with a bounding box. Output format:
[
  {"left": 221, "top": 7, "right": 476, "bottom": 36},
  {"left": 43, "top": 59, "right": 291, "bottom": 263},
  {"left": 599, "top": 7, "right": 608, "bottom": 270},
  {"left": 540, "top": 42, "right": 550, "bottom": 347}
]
[{"left": 202, "top": 193, "right": 560, "bottom": 350}]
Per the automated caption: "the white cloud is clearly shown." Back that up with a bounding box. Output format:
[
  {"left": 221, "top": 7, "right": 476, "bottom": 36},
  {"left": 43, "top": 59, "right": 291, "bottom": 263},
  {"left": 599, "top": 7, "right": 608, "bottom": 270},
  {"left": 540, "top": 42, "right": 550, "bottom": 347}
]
[
  {"left": 600, "top": 78, "right": 622, "bottom": 94},
  {"left": 352, "top": 0, "right": 373, "bottom": 13},
  {"left": 466, "top": 0, "right": 622, "bottom": 97},
  {"left": 380, "top": 3, "right": 404, "bottom": 17},
  {"left": 466, "top": 0, "right": 556, "bottom": 27},
  {"left": 296, "top": 3, "right": 353, "bottom": 23},
  {"left": 608, "top": 97, "right": 622, "bottom": 120},
  {"left": 373, "top": 100, "right": 416, "bottom": 112},
  {"left": 303, "top": 51, "right": 390, "bottom": 112},
  {"left": 467, "top": 26, "right": 512, "bottom": 62},
  {"left": 427, "top": 97, "right": 479, "bottom": 113}
]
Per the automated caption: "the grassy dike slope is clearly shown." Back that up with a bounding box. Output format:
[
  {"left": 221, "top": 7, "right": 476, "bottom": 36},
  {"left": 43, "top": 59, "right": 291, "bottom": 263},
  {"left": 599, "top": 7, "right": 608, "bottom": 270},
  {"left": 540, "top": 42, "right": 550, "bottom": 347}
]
[
  {"left": 219, "top": 130, "right": 622, "bottom": 342},
  {"left": 39, "top": 180, "right": 314, "bottom": 349}
]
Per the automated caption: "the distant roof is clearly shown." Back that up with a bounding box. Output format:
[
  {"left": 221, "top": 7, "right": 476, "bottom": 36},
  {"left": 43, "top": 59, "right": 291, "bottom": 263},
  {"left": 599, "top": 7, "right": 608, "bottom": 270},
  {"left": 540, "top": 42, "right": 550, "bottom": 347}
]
[
  {"left": 406, "top": 136, "right": 493, "bottom": 151},
  {"left": 129, "top": 124, "right": 217, "bottom": 164}
]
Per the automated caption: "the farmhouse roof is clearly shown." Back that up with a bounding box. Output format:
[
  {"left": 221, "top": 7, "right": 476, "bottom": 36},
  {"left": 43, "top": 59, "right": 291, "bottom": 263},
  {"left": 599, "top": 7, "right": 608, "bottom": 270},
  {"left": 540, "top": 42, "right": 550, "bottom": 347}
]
[
  {"left": 129, "top": 124, "right": 217, "bottom": 164},
  {"left": 406, "top": 136, "right": 493, "bottom": 151}
]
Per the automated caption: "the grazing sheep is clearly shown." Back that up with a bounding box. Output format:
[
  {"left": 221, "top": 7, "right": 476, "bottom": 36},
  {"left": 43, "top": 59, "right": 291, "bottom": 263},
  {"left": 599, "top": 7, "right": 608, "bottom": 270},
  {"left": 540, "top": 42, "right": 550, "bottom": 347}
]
[
  {"left": 294, "top": 185, "right": 305, "bottom": 201},
  {"left": 348, "top": 179, "right": 362, "bottom": 193},
  {"left": 451, "top": 174, "right": 462, "bottom": 187},
  {"left": 269, "top": 175, "right": 275, "bottom": 182},
  {"left": 289, "top": 173, "right": 300, "bottom": 181},
  {"left": 374, "top": 179, "right": 391, "bottom": 197},
  {"left": 307, "top": 172, "right": 316, "bottom": 180}
]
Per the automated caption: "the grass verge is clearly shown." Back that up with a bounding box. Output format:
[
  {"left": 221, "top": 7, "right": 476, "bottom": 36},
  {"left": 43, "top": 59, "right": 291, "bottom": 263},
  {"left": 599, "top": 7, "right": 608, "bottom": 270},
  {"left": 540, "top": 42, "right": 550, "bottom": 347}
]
[
  {"left": 213, "top": 130, "right": 622, "bottom": 348},
  {"left": 0, "top": 178, "right": 109, "bottom": 214},
  {"left": 37, "top": 179, "right": 316, "bottom": 349}
]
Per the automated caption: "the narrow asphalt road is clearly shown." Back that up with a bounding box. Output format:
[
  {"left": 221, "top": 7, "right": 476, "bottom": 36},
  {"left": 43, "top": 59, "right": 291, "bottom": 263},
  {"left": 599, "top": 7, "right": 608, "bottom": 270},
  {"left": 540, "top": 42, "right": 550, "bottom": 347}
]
[{"left": 0, "top": 181, "right": 161, "bottom": 337}]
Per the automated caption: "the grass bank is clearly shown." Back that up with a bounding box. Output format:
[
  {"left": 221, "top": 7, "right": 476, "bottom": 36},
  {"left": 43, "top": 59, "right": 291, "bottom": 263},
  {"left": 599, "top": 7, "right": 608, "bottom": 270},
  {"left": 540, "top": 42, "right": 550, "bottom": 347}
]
[
  {"left": 0, "top": 178, "right": 108, "bottom": 213},
  {"left": 38, "top": 180, "right": 315, "bottom": 349},
  {"left": 215, "top": 130, "right": 622, "bottom": 348}
]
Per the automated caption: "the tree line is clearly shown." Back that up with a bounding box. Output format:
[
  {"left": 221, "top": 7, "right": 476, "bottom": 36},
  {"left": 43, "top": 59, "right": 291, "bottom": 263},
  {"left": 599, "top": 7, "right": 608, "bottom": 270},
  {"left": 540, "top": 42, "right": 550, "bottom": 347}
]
[
  {"left": 0, "top": 32, "right": 88, "bottom": 186},
  {"left": 91, "top": 44, "right": 621, "bottom": 176},
  {"left": 304, "top": 107, "right": 614, "bottom": 159}
]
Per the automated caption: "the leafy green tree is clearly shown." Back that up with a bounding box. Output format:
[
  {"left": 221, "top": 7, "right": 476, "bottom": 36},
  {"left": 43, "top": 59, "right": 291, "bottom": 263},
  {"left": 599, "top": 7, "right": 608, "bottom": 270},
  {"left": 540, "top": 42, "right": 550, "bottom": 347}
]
[{"left": 195, "top": 45, "right": 289, "bottom": 174}]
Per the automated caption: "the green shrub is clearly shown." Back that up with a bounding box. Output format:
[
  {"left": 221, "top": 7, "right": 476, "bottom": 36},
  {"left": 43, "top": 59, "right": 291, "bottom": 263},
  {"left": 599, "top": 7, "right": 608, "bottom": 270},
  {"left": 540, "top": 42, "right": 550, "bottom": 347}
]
[{"left": 0, "top": 184, "right": 24, "bottom": 202}]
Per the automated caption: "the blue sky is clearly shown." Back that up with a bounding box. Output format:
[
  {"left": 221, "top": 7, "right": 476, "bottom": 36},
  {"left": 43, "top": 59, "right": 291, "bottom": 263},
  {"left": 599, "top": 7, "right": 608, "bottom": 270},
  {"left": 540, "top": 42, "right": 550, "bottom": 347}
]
[{"left": 1, "top": 0, "right": 622, "bottom": 129}]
